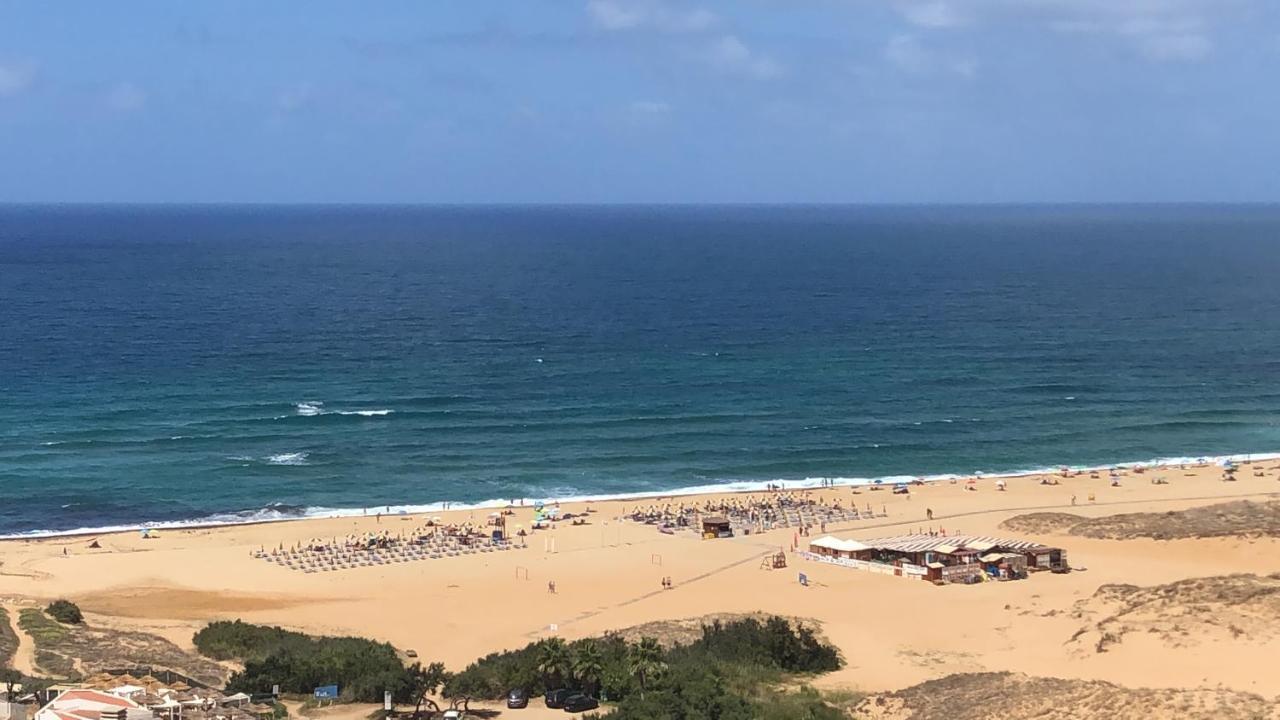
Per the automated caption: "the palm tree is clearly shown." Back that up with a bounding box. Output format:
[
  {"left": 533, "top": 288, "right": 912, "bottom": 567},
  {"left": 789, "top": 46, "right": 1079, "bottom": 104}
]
[
  {"left": 536, "top": 637, "right": 571, "bottom": 688},
  {"left": 571, "top": 640, "right": 604, "bottom": 697},
  {"left": 626, "top": 638, "right": 667, "bottom": 699}
]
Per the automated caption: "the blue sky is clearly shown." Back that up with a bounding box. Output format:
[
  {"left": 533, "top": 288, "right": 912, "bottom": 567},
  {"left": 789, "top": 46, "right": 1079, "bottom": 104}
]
[{"left": 1, "top": 0, "right": 1278, "bottom": 203}]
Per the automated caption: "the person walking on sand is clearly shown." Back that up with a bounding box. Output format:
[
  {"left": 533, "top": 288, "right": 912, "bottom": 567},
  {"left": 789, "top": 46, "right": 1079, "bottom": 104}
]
[
  {"left": 1071, "top": 495, "right": 1077, "bottom": 506},
  {"left": 926, "top": 508, "right": 933, "bottom": 520},
  {"left": 548, "top": 580, "right": 556, "bottom": 594}
]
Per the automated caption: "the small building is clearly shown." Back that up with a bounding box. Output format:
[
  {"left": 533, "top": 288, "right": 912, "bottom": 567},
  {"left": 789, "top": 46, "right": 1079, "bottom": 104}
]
[
  {"left": 808, "top": 536, "right": 871, "bottom": 560},
  {"left": 980, "top": 552, "right": 1028, "bottom": 579},
  {"left": 804, "top": 532, "right": 1067, "bottom": 584},
  {"left": 1022, "top": 546, "right": 1069, "bottom": 572},
  {"left": 701, "top": 516, "right": 733, "bottom": 539}
]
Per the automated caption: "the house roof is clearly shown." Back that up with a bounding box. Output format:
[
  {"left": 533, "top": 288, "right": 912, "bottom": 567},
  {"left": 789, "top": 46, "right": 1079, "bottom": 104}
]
[
  {"left": 45, "top": 690, "right": 137, "bottom": 710},
  {"left": 37, "top": 689, "right": 142, "bottom": 720},
  {"left": 857, "top": 534, "right": 1049, "bottom": 554}
]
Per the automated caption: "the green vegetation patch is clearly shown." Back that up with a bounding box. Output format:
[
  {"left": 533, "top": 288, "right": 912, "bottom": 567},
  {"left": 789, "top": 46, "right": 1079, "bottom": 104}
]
[
  {"left": 445, "top": 616, "right": 844, "bottom": 719},
  {"left": 195, "top": 620, "right": 423, "bottom": 704},
  {"left": 0, "top": 607, "right": 18, "bottom": 668},
  {"left": 19, "top": 607, "right": 224, "bottom": 685},
  {"left": 18, "top": 608, "right": 70, "bottom": 646}
]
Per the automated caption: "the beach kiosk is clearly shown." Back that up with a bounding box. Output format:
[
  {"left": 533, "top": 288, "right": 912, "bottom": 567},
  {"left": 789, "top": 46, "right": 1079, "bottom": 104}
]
[{"left": 702, "top": 516, "right": 733, "bottom": 539}]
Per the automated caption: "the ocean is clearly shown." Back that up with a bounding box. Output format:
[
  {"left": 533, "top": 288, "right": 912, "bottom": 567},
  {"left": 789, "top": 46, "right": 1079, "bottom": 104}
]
[{"left": 2, "top": 204, "right": 1279, "bottom": 537}]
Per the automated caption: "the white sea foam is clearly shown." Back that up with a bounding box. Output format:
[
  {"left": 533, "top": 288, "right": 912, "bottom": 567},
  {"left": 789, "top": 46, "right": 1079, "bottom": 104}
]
[
  {"left": 265, "top": 452, "right": 309, "bottom": 466},
  {"left": 8, "top": 450, "right": 1280, "bottom": 540},
  {"left": 296, "top": 401, "right": 324, "bottom": 416},
  {"left": 294, "top": 400, "right": 392, "bottom": 418}
]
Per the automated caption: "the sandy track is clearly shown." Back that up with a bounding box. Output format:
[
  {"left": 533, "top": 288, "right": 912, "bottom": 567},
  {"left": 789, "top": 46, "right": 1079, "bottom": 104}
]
[{"left": 2, "top": 601, "right": 39, "bottom": 677}]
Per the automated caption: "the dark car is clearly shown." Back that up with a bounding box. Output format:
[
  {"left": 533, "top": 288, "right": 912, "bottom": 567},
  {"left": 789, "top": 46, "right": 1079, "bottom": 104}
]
[
  {"left": 507, "top": 688, "right": 529, "bottom": 709},
  {"left": 544, "top": 689, "right": 572, "bottom": 708},
  {"left": 562, "top": 694, "right": 599, "bottom": 713}
]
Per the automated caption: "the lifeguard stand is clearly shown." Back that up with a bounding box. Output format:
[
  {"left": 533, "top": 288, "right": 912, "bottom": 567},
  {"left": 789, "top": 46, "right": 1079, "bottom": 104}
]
[{"left": 760, "top": 550, "right": 787, "bottom": 570}]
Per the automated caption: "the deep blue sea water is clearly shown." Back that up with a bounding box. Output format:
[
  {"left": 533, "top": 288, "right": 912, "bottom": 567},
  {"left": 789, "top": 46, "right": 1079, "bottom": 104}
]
[{"left": 3, "top": 204, "right": 1280, "bottom": 536}]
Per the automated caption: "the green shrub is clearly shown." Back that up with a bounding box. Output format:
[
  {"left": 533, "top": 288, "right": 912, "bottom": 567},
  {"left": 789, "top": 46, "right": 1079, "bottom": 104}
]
[
  {"left": 46, "top": 600, "right": 83, "bottom": 625},
  {"left": 194, "top": 621, "right": 418, "bottom": 704},
  {"left": 445, "top": 616, "right": 844, "bottom": 719}
]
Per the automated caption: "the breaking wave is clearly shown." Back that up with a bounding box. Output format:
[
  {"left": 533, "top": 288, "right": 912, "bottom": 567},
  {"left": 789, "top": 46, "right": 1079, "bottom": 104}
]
[{"left": 7, "top": 450, "right": 1279, "bottom": 540}]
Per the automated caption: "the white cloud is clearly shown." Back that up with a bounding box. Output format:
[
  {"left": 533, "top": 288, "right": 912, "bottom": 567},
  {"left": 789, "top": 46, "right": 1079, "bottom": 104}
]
[
  {"left": 898, "top": 1, "right": 963, "bottom": 29},
  {"left": 276, "top": 84, "right": 314, "bottom": 113},
  {"left": 630, "top": 100, "right": 671, "bottom": 114},
  {"left": 884, "top": 34, "right": 977, "bottom": 77},
  {"left": 710, "top": 34, "right": 783, "bottom": 79},
  {"left": 586, "top": 0, "right": 718, "bottom": 33},
  {"left": 106, "top": 82, "right": 147, "bottom": 112},
  {"left": 1132, "top": 29, "right": 1212, "bottom": 61},
  {"left": 0, "top": 60, "right": 36, "bottom": 98},
  {"left": 890, "top": 0, "right": 1230, "bottom": 62}
]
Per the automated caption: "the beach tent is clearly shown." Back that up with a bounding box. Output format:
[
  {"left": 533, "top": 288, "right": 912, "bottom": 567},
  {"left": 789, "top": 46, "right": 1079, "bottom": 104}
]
[{"left": 110, "top": 686, "right": 144, "bottom": 697}]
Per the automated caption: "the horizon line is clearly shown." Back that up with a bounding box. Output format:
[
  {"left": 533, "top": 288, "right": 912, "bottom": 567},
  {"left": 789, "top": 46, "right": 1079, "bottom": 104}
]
[{"left": 3, "top": 201, "right": 1280, "bottom": 208}]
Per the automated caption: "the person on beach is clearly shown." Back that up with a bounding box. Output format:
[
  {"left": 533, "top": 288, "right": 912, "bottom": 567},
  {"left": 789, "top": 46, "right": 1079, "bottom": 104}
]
[
  {"left": 926, "top": 508, "right": 933, "bottom": 520},
  {"left": 548, "top": 580, "right": 557, "bottom": 594}
]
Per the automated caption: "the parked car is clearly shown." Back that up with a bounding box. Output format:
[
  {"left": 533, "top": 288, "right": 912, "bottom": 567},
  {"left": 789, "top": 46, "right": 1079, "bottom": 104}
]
[
  {"left": 562, "top": 694, "right": 599, "bottom": 713},
  {"left": 507, "top": 688, "right": 529, "bottom": 709},
  {"left": 544, "top": 689, "right": 572, "bottom": 708}
]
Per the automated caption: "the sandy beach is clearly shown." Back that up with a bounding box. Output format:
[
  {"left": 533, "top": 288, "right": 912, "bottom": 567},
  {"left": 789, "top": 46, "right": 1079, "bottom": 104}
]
[{"left": 5, "top": 460, "right": 1280, "bottom": 706}]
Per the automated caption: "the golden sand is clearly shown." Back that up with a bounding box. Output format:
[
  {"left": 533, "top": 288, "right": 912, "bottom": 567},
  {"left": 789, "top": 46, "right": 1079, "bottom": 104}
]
[{"left": 3, "top": 461, "right": 1279, "bottom": 700}]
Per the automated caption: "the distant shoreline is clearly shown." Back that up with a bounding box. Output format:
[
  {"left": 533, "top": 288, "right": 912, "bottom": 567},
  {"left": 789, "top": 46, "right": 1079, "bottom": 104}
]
[{"left": 5, "top": 450, "right": 1271, "bottom": 542}]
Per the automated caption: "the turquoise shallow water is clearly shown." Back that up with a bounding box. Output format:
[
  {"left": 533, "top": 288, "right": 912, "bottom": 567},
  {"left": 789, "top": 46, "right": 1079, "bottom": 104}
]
[{"left": 2, "top": 204, "right": 1279, "bottom": 536}]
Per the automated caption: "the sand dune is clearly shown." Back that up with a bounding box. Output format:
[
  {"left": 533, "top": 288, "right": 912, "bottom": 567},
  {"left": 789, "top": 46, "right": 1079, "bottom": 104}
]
[
  {"left": 1002, "top": 499, "right": 1280, "bottom": 539},
  {"left": 856, "top": 672, "right": 1280, "bottom": 720},
  {"left": 1066, "top": 573, "right": 1280, "bottom": 653}
]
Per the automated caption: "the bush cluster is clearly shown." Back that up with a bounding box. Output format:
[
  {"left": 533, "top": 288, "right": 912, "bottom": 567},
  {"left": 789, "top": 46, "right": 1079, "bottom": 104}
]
[
  {"left": 193, "top": 621, "right": 418, "bottom": 704},
  {"left": 45, "top": 600, "right": 83, "bottom": 625},
  {"left": 444, "top": 617, "right": 843, "bottom": 719},
  {"left": 192, "top": 616, "right": 842, "bottom": 717}
]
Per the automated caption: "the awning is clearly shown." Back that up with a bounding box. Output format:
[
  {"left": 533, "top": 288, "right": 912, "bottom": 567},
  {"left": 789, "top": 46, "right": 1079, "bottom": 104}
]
[{"left": 810, "top": 536, "right": 870, "bottom": 553}]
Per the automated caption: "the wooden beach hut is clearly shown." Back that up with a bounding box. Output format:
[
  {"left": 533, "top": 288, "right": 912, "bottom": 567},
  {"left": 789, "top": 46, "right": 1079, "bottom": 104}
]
[{"left": 701, "top": 516, "right": 733, "bottom": 539}]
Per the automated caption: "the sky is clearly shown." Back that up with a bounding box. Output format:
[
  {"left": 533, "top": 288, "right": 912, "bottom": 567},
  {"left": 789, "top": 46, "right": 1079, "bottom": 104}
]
[{"left": 1, "top": 0, "right": 1279, "bottom": 203}]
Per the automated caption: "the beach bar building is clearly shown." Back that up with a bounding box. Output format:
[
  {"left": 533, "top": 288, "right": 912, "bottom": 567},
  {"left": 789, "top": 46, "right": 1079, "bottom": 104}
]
[{"left": 804, "top": 533, "right": 1067, "bottom": 584}]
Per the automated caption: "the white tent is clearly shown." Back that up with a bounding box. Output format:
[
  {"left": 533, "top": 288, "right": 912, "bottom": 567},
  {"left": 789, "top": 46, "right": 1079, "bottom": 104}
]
[
  {"left": 110, "top": 686, "right": 145, "bottom": 697},
  {"left": 810, "top": 536, "right": 870, "bottom": 553}
]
